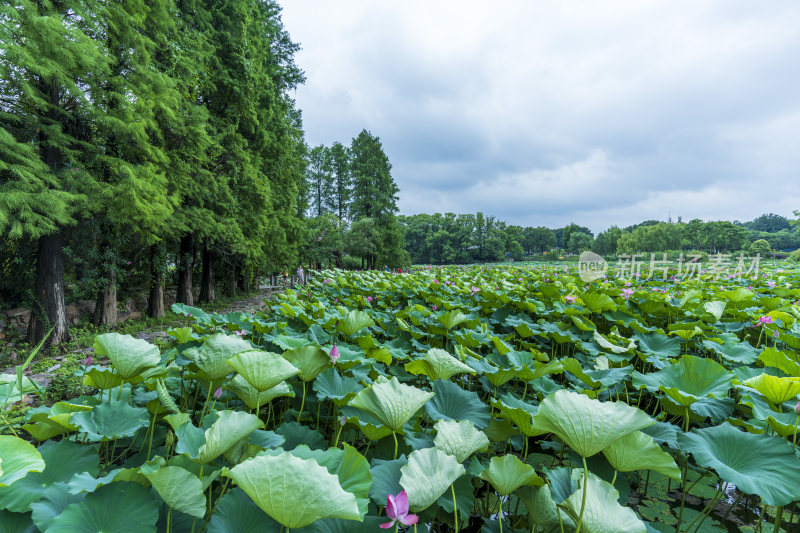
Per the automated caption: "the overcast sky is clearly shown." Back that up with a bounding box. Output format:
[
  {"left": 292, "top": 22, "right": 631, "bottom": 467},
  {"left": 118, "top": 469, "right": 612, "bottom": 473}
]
[{"left": 279, "top": 1, "right": 800, "bottom": 234}]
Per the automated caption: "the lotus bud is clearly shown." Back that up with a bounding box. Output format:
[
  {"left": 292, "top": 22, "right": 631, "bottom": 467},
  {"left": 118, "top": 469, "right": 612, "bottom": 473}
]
[
  {"left": 214, "top": 387, "right": 223, "bottom": 399},
  {"left": 795, "top": 401, "right": 800, "bottom": 416},
  {"left": 340, "top": 415, "right": 347, "bottom": 426},
  {"left": 83, "top": 355, "right": 93, "bottom": 367}
]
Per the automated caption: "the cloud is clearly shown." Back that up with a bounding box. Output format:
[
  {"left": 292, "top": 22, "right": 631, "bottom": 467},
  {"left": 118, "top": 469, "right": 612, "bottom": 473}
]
[{"left": 280, "top": 0, "right": 800, "bottom": 231}]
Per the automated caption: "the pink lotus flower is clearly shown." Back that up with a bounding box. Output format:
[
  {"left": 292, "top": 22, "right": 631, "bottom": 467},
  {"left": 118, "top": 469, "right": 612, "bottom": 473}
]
[
  {"left": 83, "top": 355, "right": 93, "bottom": 367},
  {"left": 366, "top": 296, "right": 373, "bottom": 302},
  {"left": 565, "top": 295, "right": 576, "bottom": 304},
  {"left": 756, "top": 316, "right": 773, "bottom": 326},
  {"left": 330, "top": 344, "right": 340, "bottom": 364},
  {"left": 432, "top": 304, "right": 437, "bottom": 311},
  {"left": 773, "top": 329, "right": 780, "bottom": 338},
  {"left": 214, "top": 387, "right": 223, "bottom": 399},
  {"left": 767, "top": 280, "right": 777, "bottom": 288},
  {"left": 621, "top": 288, "right": 634, "bottom": 299},
  {"left": 380, "top": 490, "right": 418, "bottom": 529},
  {"left": 234, "top": 329, "right": 246, "bottom": 336},
  {"left": 470, "top": 286, "right": 480, "bottom": 293}
]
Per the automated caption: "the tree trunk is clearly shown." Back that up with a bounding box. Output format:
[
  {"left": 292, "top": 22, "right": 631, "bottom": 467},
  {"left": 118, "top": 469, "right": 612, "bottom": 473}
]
[
  {"left": 26, "top": 231, "right": 69, "bottom": 346},
  {"left": 227, "top": 262, "right": 236, "bottom": 297},
  {"left": 200, "top": 245, "right": 215, "bottom": 303},
  {"left": 240, "top": 266, "right": 250, "bottom": 293},
  {"left": 147, "top": 245, "right": 164, "bottom": 318},
  {"left": 176, "top": 234, "right": 194, "bottom": 305},
  {"left": 93, "top": 266, "right": 117, "bottom": 326}
]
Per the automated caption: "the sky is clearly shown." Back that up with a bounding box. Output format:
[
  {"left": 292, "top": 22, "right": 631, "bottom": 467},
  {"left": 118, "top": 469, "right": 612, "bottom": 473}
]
[{"left": 278, "top": 1, "right": 800, "bottom": 234}]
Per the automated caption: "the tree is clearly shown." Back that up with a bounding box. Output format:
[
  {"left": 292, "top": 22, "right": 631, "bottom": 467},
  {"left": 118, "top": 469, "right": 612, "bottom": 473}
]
[
  {"left": 745, "top": 213, "right": 791, "bottom": 233},
  {"left": 561, "top": 223, "right": 592, "bottom": 252},
  {"left": 307, "top": 145, "right": 332, "bottom": 217},
  {"left": 327, "top": 141, "right": 351, "bottom": 221},
  {"left": 522, "top": 227, "right": 556, "bottom": 254},
  {"left": 567, "top": 232, "right": 594, "bottom": 254},
  {"left": 1, "top": 1, "right": 112, "bottom": 344},
  {"left": 350, "top": 130, "right": 397, "bottom": 220},
  {"left": 750, "top": 239, "right": 772, "bottom": 257}
]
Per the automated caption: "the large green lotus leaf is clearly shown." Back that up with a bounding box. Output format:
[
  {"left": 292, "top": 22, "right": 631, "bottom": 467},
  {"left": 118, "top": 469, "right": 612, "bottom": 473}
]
[
  {"left": 530, "top": 389, "right": 654, "bottom": 458},
  {"left": 312, "top": 368, "right": 363, "bottom": 406},
  {"left": 601, "top": 431, "right": 680, "bottom": 481},
  {"left": 478, "top": 454, "right": 543, "bottom": 496},
  {"left": 758, "top": 347, "right": 800, "bottom": 377},
  {"left": 0, "top": 438, "right": 100, "bottom": 512},
  {"left": 582, "top": 293, "right": 617, "bottom": 313},
  {"left": 516, "top": 484, "right": 575, "bottom": 530},
  {"left": 338, "top": 310, "right": 375, "bottom": 337},
  {"left": 282, "top": 345, "right": 330, "bottom": 381},
  {"left": 505, "top": 354, "right": 564, "bottom": 382},
  {"left": 347, "top": 376, "right": 433, "bottom": 432},
  {"left": 289, "top": 443, "right": 372, "bottom": 518},
  {"left": 0, "top": 509, "right": 36, "bottom": 533},
  {"left": 93, "top": 333, "right": 161, "bottom": 380},
  {"left": 491, "top": 394, "right": 538, "bottom": 436},
  {"left": 593, "top": 330, "right": 635, "bottom": 354},
  {"left": 185, "top": 333, "right": 253, "bottom": 380},
  {"left": 226, "top": 375, "right": 294, "bottom": 410},
  {"left": 208, "top": 488, "right": 281, "bottom": 533},
  {"left": 703, "top": 300, "right": 727, "bottom": 321},
  {"left": 198, "top": 410, "right": 264, "bottom": 463},
  {"left": 30, "top": 482, "right": 84, "bottom": 531},
  {"left": 632, "top": 331, "right": 681, "bottom": 365},
  {"left": 46, "top": 481, "right": 159, "bottom": 533},
  {"left": 82, "top": 367, "right": 124, "bottom": 390},
  {"left": 424, "top": 379, "right": 490, "bottom": 430},
  {"left": 405, "top": 348, "right": 475, "bottom": 381},
  {"left": 739, "top": 393, "right": 799, "bottom": 437},
  {"left": 631, "top": 354, "right": 732, "bottom": 407},
  {"left": 399, "top": 447, "right": 465, "bottom": 512},
  {"left": 226, "top": 350, "right": 299, "bottom": 391},
  {"left": 465, "top": 356, "right": 517, "bottom": 387},
  {"left": 368, "top": 456, "right": 407, "bottom": 506},
  {"left": 433, "top": 419, "right": 489, "bottom": 463},
  {"left": 339, "top": 407, "right": 393, "bottom": 441},
  {"left": 678, "top": 423, "right": 800, "bottom": 507},
  {"left": 297, "top": 517, "right": 387, "bottom": 533},
  {"left": 560, "top": 471, "right": 646, "bottom": 533},
  {"left": 742, "top": 373, "right": 800, "bottom": 406},
  {"left": 438, "top": 309, "right": 468, "bottom": 330},
  {"left": 276, "top": 421, "right": 327, "bottom": 450},
  {"left": 223, "top": 452, "right": 361, "bottom": 529},
  {"left": 141, "top": 466, "right": 205, "bottom": 518},
  {"left": 71, "top": 401, "right": 150, "bottom": 442},
  {"left": 702, "top": 333, "right": 759, "bottom": 364},
  {"left": 0, "top": 435, "right": 44, "bottom": 487}
]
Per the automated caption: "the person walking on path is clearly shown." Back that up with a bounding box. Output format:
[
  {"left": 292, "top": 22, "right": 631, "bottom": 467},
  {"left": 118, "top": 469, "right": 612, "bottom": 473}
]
[{"left": 296, "top": 265, "right": 305, "bottom": 284}]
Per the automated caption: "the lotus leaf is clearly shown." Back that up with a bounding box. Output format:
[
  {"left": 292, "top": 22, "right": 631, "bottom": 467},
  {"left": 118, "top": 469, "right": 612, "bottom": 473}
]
[
  {"left": 758, "top": 347, "right": 800, "bottom": 377},
  {"left": 70, "top": 401, "right": 150, "bottom": 442},
  {"left": 185, "top": 333, "right": 253, "bottom": 380},
  {"left": 601, "top": 431, "right": 681, "bottom": 481},
  {"left": 283, "top": 345, "right": 331, "bottom": 381},
  {"left": 223, "top": 451, "right": 361, "bottom": 528},
  {"left": 439, "top": 309, "right": 468, "bottom": 330},
  {"left": 338, "top": 310, "right": 375, "bottom": 337},
  {"left": 0, "top": 436, "right": 44, "bottom": 487},
  {"left": 226, "top": 350, "right": 300, "bottom": 391},
  {"left": 560, "top": 471, "right": 646, "bottom": 533},
  {"left": 399, "top": 447, "right": 465, "bottom": 512},
  {"left": 742, "top": 373, "right": 800, "bottom": 406},
  {"left": 93, "top": 333, "right": 161, "bottom": 380},
  {"left": 478, "top": 454, "right": 543, "bottom": 495},
  {"left": 516, "top": 484, "right": 575, "bottom": 530},
  {"left": 529, "top": 389, "right": 654, "bottom": 457},
  {"left": 207, "top": 488, "right": 281, "bottom": 533},
  {"left": 433, "top": 419, "right": 489, "bottom": 462},
  {"left": 45, "top": 481, "right": 159, "bottom": 533},
  {"left": 631, "top": 354, "right": 732, "bottom": 407},
  {"left": 678, "top": 423, "right": 800, "bottom": 506},
  {"left": 141, "top": 465, "right": 206, "bottom": 518},
  {"left": 226, "top": 375, "right": 294, "bottom": 410},
  {"left": 347, "top": 376, "right": 433, "bottom": 432},
  {"left": 405, "top": 348, "right": 475, "bottom": 381}
]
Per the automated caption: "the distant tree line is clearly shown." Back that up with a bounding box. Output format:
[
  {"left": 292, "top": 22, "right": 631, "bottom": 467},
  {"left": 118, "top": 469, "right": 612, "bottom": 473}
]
[{"left": 400, "top": 213, "right": 800, "bottom": 264}]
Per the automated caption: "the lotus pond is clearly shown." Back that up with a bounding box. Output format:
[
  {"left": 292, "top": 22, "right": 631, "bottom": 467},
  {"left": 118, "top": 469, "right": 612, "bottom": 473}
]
[{"left": 2, "top": 262, "right": 800, "bottom": 532}]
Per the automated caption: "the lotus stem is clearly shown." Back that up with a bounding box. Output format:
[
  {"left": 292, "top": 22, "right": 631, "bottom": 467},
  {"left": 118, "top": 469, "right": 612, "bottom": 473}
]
[
  {"left": 333, "top": 421, "right": 344, "bottom": 448},
  {"left": 683, "top": 406, "right": 690, "bottom": 433},
  {"left": 575, "top": 456, "right": 588, "bottom": 533},
  {"left": 683, "top": 481, "right": 724, "bottom": 533},
  {"left": 774, "top": 506, "right": 784, "bottom": 533},
  {"left": 720, "top": 491, "right": 744, "bottom": 523},
  {"left": 392, "top": 431, "right": 398, "bottom": 460},
  {"left": 146, "top": 411, "right": 156, "bottom": 461},
  {"left": 166, "top": 507, "right": 172, "bottom": 533},
  {"left": 675, "top": 459, "right": 688, "bottom": 533},
  {"left": 792, "top": 413, "right": 799, "bottom": 449},
  {"left": 611, "top": 470, "right": 617, "bottom": 486},
  {"left": 298, "top": 381, "right": 307, "bottom": 422},
  {"left": 451, "top": 483, "right": 459, "bottom": 533}
]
